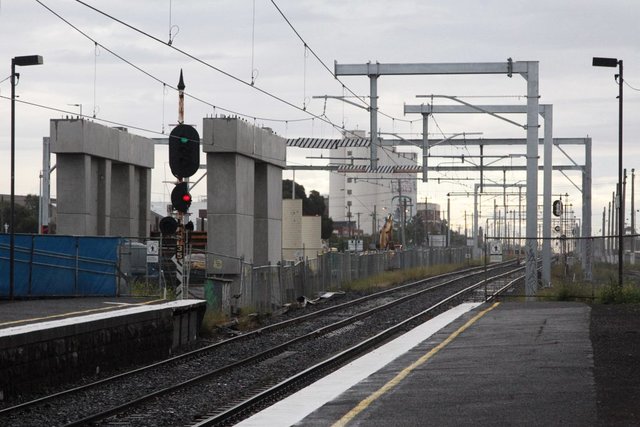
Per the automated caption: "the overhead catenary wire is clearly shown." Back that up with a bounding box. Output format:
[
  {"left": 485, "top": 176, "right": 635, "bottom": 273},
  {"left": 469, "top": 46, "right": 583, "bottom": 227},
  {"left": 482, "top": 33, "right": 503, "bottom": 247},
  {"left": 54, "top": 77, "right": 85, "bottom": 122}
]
[
  {"left": 34, "top": 0, "right": 312, "bottom": 127},
  {"left": 268, "top": 0, "right": 420, "bottom": 125},
  {"left": 70, "top": 0, "right": 368, "bottom": 141}
]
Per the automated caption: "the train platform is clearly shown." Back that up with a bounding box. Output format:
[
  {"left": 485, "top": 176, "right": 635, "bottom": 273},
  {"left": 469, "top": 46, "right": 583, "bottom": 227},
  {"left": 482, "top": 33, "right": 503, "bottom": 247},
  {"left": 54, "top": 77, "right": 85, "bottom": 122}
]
[
  {"left": 239, "top": 301, "right": 598, "bottom": 426},
  {"left": 0, "top": 297, "right": 206, "bottom": 399},
  {"left": 0, "top": 296, "right": 165, "bottom": 329}
]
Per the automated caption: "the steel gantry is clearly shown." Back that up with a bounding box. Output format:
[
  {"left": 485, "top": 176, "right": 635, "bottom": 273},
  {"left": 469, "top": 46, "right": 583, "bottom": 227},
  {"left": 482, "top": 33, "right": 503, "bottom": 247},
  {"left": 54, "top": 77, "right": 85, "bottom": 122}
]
[
  {"left": 403, "top": 102, "right": 555, "bottom": 286},
  {"left": 286, "top": 134, "right": 593, "bottom": 284},
  {"left": 334, "top": 60, "right": 540, "bottom": 294}
]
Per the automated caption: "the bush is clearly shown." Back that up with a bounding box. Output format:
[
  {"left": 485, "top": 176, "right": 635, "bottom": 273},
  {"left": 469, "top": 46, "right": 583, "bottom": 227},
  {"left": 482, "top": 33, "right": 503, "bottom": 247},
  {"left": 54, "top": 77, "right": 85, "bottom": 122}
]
[
  {"left": 341, "top": 262, "right": 471, "bottom": 292},
  {"left": 598, "top": 284, "right": 640, "bottom": 304}
]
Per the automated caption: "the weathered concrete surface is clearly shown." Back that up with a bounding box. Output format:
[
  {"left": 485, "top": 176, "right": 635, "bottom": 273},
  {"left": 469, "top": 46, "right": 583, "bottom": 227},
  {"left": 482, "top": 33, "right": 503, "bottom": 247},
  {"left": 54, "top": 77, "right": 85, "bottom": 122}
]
[
  {"left": 50, "top": 119, "right": 153, "bottom": 237},
  {"left": 0, "top": 299, "right": 205, "bottom": 399},
  {"left": 300, "top": 302, "right": 596, "bottom": 426},
  {"left": 203, "top": 118, "right": 285, "bottom": 274}
]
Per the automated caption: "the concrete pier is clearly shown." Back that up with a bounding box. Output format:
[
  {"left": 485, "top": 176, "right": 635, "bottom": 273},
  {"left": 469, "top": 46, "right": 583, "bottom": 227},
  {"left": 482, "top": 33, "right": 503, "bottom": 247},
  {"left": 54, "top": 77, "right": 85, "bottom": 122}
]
[
  {"left": 202, "top": 118, "right": 285, "bottom": 274},
  {"left": 50, "top": 119, "right": 154, "bottom": 237}
]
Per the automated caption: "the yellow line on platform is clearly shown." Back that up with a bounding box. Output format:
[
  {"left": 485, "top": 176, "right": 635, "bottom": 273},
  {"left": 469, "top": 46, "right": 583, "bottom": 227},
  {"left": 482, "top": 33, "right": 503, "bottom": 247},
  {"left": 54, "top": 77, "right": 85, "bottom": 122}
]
[
  {"left": 0, "top": 298, "right": 166, "bottom": 327},
  {"left": 332, "top": 302, "right": 501, "bottom": 427}
]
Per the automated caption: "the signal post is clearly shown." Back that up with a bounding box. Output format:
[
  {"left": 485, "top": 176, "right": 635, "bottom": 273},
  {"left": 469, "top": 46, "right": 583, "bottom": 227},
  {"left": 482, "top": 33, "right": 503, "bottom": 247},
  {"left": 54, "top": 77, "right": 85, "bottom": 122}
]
[{"left": 161, "top": 70, "right": 200, "bottom": 299}]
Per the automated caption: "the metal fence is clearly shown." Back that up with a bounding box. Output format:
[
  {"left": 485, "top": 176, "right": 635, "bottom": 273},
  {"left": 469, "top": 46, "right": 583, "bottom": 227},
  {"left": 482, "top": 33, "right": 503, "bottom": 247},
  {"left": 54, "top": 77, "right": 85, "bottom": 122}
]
[
  {"left": 1, "top": 231, "right": 469, "bottom": 310},
  {"left": 0, "top": 234, "right": 120, "bottom": 297},
  {"left": 209, "top": 247, "right": 469, "bottom": 314}
]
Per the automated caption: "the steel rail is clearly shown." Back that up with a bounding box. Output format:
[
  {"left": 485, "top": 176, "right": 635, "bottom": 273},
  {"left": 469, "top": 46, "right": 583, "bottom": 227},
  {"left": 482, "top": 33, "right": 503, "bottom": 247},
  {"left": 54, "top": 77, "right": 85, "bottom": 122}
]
[
  {"left": 0, "top": 260, "right": 516, "bottom": 418},
  {"left": 62, "top": 262, "right": 519, "bottom": 426},
  {"left": 193, "top": 265, "right": 525, "bottom": 426}
]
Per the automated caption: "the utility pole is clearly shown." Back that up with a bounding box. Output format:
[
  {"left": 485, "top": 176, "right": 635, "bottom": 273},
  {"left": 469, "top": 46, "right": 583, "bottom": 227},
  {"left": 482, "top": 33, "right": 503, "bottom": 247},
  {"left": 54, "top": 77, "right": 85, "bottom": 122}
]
[
  {"left": 446, "top": 194, "right": 451, "bottom": 247},
  {"left": 493, "top": 200, "right": 497, "bottom": 239},
  {"left": 372, "top": 205, "right": 377, "bottom": 236},
  {"left": 518, "top": 186, "right": 522, "bottom": 253},
  {"left": 623, "top": 169, "right": 628, "bottom": 256},
  {"left": 356, "top": 212, "right": 361, "bottom": 238},
  {"left": 602, "top": 206, "right": 606, "bottom": 255},
  {"left": 464, "top": 210, "right": 468, "bottom": 240},
  {"left": 347, "top": 202, "right": 352, "bottom": 238},
  {"left": 613, "top": 185, "right": 622, "bottom": 252},
  {"left": 425, "top": 196, "right": 429, "bottom": 246},
  {"left": 402, "top": 199, "right": 407, "bottom": 247},
  {"left": 608, "top": 199, "right": 612, "bottom": 255},
  {"left": 632, "top": 169, "right": 636, "bottom": 257}
]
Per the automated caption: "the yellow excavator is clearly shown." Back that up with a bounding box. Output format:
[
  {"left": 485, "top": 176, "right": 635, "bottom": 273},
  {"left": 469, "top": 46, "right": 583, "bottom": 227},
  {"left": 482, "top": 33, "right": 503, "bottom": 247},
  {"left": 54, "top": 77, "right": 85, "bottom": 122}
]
[{"left": 378, "top": 214, "right": 394, "bottom": 250}]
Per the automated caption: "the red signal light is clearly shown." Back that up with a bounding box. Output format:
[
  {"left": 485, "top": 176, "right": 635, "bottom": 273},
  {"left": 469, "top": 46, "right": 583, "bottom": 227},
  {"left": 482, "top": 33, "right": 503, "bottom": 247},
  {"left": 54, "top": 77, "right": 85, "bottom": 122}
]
[{"left": 171, "top": 182, "right": 192, "bottom": 213}]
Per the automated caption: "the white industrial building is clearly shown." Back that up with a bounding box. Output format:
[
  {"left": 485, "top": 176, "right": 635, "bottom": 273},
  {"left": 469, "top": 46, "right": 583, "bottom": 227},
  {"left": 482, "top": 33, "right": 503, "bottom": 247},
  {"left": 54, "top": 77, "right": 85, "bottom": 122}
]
[{"left": 329, "top": 133, "right": 418, "bottom": 236}]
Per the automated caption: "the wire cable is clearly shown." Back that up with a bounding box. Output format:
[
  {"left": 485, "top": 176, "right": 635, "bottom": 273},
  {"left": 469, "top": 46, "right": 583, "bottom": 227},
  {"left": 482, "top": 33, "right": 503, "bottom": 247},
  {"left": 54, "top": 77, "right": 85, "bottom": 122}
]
[
  {"left": 624, "top": 79, "right": 640, "bottom": 92},
  {"left": 35, "top": 0, "right": 312, "bottom": 126},
  {"left": 71, "top": 0, "right": 366, "bottom": 140},
  {"left": 269, "top": 0, "right": 420, "bottom": 125},
  {"left": 0, "top": 94, "right": 166, "bottom": 136}
]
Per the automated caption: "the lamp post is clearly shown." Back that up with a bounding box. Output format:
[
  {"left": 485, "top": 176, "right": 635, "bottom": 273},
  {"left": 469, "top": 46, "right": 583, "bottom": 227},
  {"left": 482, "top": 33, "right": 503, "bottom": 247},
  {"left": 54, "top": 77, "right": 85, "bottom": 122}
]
[
  {"left": 592, "top": 56, "right": 623, "bottom": 286},
  {"left": 10, "top": 55, "right": 43, "bottom": 300}
]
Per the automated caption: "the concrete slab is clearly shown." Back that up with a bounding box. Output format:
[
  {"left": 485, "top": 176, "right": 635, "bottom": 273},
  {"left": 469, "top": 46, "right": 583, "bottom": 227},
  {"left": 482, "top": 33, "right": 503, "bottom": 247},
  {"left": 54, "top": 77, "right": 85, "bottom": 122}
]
[
  {"left": 0, "top": 297, "right": 163, "bottom": 329},
  {"left": 242, "top": 302, "right": 596, "bottom": 426}
]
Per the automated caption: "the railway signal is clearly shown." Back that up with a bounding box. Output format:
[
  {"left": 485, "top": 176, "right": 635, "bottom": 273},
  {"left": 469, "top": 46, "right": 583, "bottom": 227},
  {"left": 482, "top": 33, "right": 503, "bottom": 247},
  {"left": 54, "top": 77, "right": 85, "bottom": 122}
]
[
  {"left": 553, "top": 200, "right": 563, "bottom": 217},
  {"left": 159, "top": 216, "right": 178, "bottom": 235},
  {"left": 169, "top": 124, "right": 200, "bottom": 179},
  {"left": 171, "top": 182, "right": 192, "bottom": 213}
]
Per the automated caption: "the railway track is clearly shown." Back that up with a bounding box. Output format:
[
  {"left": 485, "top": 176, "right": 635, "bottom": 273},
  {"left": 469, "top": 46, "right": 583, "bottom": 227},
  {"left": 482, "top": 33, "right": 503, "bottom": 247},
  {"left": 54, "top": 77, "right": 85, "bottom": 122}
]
[
  {"left": 192, "top": 268, "right": 527, "bottom": 427},
  {"left": 0, "top": 260, "right": 523, "bottom": 427}
]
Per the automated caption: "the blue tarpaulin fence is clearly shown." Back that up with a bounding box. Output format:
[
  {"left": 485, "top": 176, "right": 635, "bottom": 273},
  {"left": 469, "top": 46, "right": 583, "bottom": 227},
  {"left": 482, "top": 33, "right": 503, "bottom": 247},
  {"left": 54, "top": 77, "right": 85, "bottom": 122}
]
[{"left": 0, "top": 234, "right": 120, "bottom": 298}]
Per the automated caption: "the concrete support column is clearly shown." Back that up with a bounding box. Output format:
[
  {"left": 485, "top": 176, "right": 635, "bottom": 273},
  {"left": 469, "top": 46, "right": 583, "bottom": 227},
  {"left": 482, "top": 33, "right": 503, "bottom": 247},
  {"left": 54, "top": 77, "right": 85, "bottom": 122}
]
[
  {"left": 203, "top": 117, "right": 286, "bottom": 277},
  {"left": 56, "top": 154, "right": 95, "bottom": 235},
  {"left": 254, "top": 163, "right": 283, "bottom": 266},
  {"left": 110, "top": 163, "right": 136, "bottom": 237},
  {"left": 138, "top": 167, "right": 151, "bottom": 237},
  {"left": 50, "top": 119, "right": 154, "bottom": 237},
  {"left": 207, "top": 153, "right": 255, "bottom": 273},
  {"left": 97, "top": 158, "right": 112, "bottom": 235}
]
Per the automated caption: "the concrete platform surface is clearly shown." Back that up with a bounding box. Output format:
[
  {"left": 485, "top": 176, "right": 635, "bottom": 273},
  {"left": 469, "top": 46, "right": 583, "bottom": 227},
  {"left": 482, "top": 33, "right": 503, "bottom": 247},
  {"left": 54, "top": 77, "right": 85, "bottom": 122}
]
[
  {"left": 241, "top": 301, "right": 596, "bottom": 426},
  {"left": 0, "top": 297, "right": 164, "bottom": 329}
]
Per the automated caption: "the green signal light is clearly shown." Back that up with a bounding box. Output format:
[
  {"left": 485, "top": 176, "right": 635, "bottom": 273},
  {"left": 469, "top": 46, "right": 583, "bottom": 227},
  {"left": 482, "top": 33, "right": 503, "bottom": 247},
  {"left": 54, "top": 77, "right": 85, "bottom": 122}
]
[{"left": 180, "top": 137, "right": 188, "bottom": 143}]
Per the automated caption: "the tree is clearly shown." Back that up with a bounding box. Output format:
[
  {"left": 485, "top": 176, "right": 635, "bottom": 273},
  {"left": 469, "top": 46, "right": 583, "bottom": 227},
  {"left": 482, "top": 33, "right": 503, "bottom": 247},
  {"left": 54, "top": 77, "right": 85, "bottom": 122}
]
[
  {"left": 305, "top": 190, "right": 326, "bottom": 216},
  {"left": 321, "top": 216, "right": 334, "bottom": 240},
  {"left": 0, "top": 194, "right": 39, "bottom": 234},
  {"left": 282, "top": 180, "right": 307, "bottom": 200}
]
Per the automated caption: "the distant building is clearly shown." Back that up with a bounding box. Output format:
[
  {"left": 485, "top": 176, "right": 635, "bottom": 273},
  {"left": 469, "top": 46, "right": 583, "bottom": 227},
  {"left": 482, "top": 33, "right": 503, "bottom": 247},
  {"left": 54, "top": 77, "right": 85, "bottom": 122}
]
[
  {"left": 329, "top": 131, "right": 418, "bottom": 236},
  {"left": 282, "top": 199, "right": 322, "bottom": 261}
]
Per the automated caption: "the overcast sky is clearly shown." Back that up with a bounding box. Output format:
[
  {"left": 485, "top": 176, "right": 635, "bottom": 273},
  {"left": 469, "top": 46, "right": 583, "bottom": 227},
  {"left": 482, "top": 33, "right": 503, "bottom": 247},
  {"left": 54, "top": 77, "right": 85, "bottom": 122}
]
[{"left": 1, "top": 0, "right": 638, "bottom": 233}]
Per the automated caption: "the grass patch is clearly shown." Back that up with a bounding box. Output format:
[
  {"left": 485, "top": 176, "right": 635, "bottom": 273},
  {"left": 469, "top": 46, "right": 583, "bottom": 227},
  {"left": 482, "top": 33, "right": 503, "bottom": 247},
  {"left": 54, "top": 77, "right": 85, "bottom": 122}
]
[
  {"left": 200, "top": 305, "right": 263, "bottom": 337},
  {"left": 200, "top": 308, "right": 229, "bottom": 337},
  {"left": 341, "top": 262, "right": 473, "bottom": 292},
  {"left": 129, "top": 279, "right": 163, "bottom": 297},
  {"left": 537, "top": 282, "right": 594, "bottom": 302},
  {"left": 537, "top": 262, "right": 640, "bottom": 303},
  {"left": 598, "top": 284, "right": 640, "bottom": 304}
]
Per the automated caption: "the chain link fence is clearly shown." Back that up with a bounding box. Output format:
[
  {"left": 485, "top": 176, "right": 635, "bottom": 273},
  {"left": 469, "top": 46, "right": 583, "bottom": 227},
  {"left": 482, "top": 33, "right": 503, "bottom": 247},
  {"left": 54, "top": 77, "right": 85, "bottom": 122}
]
[{"left": 204, "top": 247, "right": 470, "bottom": 314}]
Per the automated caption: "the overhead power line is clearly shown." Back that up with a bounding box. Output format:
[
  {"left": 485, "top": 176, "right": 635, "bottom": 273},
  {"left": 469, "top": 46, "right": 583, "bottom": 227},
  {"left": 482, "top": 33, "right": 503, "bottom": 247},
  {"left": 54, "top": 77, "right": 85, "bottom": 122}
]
[
  {"left": 268, "top": 0, "right": 419, "bottom": 125},
  {"left": 71, "top": 0, "right": 368, "bottom": 140},
  {"left": 35, "top": 0, "right": 312, "bottom": 125}
]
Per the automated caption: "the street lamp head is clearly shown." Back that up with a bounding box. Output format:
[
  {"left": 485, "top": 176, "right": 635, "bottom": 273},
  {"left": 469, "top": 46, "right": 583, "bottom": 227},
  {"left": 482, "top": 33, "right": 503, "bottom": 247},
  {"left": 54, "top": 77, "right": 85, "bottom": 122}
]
[
  {"left": 592, "top": 57, "right": 618, "bottom": 68},
  {"left": 13, "top": 55, "right": 43, "bottom": 67}
]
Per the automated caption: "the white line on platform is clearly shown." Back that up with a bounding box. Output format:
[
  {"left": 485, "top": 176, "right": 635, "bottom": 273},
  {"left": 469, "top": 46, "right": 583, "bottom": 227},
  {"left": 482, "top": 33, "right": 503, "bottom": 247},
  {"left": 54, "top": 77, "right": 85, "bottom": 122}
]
[
  {"left": 236, "top": 302, "right": 482, "bottom": 427},
  {"left": 0, "top": 299, "right": 204, "bottom": 338}
]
